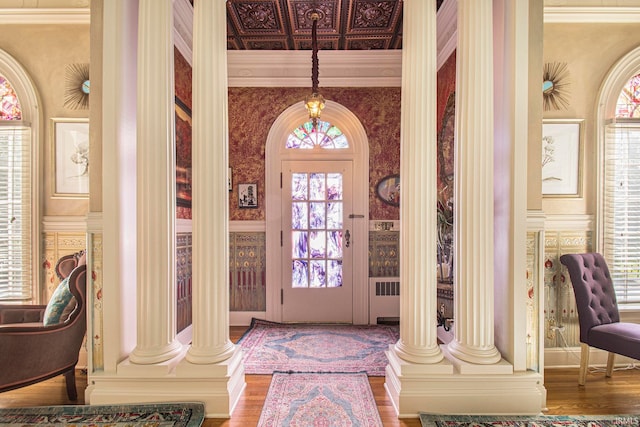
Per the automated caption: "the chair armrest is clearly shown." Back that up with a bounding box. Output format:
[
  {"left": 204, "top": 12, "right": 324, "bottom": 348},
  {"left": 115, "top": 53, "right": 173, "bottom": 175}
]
[{"left": 0, "top": 305, "right": 46, "bottom": 325}]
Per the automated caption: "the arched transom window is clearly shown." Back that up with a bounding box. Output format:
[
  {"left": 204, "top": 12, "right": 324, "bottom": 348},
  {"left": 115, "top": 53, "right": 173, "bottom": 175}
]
[
  {"left": 286, "top": 120, "right": 349, "bottom": 149},
  {"left": 0, "top": 75, "right": 21, "bottom": 120}
]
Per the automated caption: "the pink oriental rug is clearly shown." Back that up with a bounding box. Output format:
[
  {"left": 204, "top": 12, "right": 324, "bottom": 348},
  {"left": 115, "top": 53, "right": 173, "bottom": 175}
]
[
  {"left": 238, "top": 318, "right": 399, "bottom": 376},
  {"left": 258, "top": 372, "right": 382, "bottom": 427}
]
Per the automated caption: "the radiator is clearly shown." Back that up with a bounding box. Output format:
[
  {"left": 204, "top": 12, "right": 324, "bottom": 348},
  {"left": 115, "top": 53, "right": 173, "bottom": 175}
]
[{"left": 368, "top": 277, "right": 400, "bottom": 324}]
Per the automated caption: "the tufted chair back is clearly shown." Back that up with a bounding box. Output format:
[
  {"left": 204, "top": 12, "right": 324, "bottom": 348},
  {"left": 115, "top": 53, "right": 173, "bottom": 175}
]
[{"left": 560, "top": 252, "right": 620, "bottom": 343}]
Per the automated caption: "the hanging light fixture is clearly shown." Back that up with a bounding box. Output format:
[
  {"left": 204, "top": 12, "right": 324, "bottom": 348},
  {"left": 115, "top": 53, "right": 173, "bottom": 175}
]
[{"left": 304, "top": 10, "right": 325, "bottom": 129}]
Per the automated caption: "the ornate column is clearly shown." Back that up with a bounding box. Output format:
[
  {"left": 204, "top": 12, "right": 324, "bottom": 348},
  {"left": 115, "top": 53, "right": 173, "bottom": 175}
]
[
  {"left": 185, "top": 0, "right": 237, "bottom": 365},
  {"left": 446, "top": 0, "right": 502, "bottom": 365},
  {"left": 128, "top": 0, "right": 182, "bottom": 365},
  {"left": 386, "top": 0, "right": 451, "bottom": 371}
]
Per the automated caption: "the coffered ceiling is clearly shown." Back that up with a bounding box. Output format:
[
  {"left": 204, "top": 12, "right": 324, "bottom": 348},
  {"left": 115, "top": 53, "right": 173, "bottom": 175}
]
[{"left": 224, "top": 0, "right": 443, "bottom": 50}]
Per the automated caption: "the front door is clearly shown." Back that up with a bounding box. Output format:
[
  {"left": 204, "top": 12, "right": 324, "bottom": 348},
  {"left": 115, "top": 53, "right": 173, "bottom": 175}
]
[{"left": 281, "top": 160, "right": 353, "bottom": 323}]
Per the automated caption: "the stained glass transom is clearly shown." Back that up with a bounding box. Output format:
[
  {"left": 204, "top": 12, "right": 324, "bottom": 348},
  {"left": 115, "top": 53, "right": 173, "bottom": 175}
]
[
  {"left": 291, "top": 172, "right": 343, "bottom": 288},
  {"left": 286, "top": 120, "right": 349, "bottom": 149},
  {"left": 0, "top": 75, "right": 21, "bottom": 121},
  {"left": 616, "top": 73, "right": 640, "bottom": 118}
]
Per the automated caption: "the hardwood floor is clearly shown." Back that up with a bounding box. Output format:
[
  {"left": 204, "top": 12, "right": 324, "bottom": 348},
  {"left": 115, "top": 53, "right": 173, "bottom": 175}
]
[{"left": 2, "top": 326, "right": 640, "bottom": 426}]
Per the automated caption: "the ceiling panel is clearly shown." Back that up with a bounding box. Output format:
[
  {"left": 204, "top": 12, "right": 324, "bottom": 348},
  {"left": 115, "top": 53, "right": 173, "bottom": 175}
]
[{"left": 224, "top": 0, "right": 443, "bottom": 50}]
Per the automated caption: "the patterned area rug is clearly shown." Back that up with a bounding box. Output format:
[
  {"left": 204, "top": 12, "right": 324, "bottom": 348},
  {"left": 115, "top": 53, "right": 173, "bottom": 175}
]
[
  {"left": 258, "top": 372, "right": 382, "bottom": 427},
  {"left": 420, "top": 413, "right": 640, "bottom": 427},
  {"left": 238, "top": 318, "right": 399, "bottom": 376},
  {"left": 0, "top": 402, "right": 205, "bottom": 426}
]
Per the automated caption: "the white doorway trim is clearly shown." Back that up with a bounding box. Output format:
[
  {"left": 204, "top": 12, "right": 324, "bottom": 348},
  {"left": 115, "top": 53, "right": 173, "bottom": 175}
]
[{"left": 265, "top": 100, "right": 369, "bottom": 324}]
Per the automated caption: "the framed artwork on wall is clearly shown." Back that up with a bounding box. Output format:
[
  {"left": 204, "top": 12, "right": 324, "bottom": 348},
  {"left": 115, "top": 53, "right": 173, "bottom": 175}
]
[
  {"left": 542, "top": 119, "right": 583, "bottom": 197},
  {"left": 51, "top": 118, "right": 89, "bottom": 198},
  {"left": 238, "top": 183, "right": 258, "bottom": 208},
  {"left": 376, "top": 174, "right": 400, "bottom": 207}
]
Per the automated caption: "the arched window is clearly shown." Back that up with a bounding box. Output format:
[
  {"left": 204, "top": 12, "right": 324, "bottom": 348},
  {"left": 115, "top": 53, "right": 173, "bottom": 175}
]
[
  {"left": 615, "top": 73, "right": 640, "bottom": 118},
  {"left": 0, "top": 75, "right": 22, "bottom": 120},
  {"left": 602, "top": 70, "right": 640, "bottom": 304},
  {"left": 0, "top": 68, "right": 36, "bottom": 302},
  {"left": 286, "top": 120, "right": 349, "bottom": 149}
]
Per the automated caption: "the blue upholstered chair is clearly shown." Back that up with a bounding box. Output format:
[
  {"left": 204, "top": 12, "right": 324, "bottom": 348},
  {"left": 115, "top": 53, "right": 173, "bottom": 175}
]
[{"left": 560, "top": 252, "right": 640, "bottom": 385}]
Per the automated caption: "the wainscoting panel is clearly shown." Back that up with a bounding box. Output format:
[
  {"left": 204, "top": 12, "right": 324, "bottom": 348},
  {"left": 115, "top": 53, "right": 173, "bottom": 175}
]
[
  {"left": 526, "top": 227, "right": 543, "bottom": 373},
  {"left": 87, "top": 228, "right": 104, "bottom": 373},
  {"left": 176, "top": 232, "right": 192, "bottom": 333},
  {"left": 543, "top": 230, "right": 592, "bottom": 349},
  {"left": 42, "top": 231, "right": 87, "bottom": 301},
  {"left": 229, "top": 232, "right": 266, "bottom": 312},
  {"left": 369, "top": 231, "right": 399, "bottom": 277}
]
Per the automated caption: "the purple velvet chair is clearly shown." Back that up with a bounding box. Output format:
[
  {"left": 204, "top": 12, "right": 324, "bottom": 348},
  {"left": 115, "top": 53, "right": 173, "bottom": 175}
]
[
  {"left": 560, "top": 252, "right": 640, "bottom": 385},
  {"left": 0, "top": 251, "right": 87, "bottom": 399}
]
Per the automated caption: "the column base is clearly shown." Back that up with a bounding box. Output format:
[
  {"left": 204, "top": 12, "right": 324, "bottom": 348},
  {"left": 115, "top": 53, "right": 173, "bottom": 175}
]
[
  {"left": 385, "top": 349, "right": 545, "bottom": 417},
  {"left": 87, "top": 349, "right": 246, "bottom": 418},
  {"left": 442, "top": 344, "right": 514, "bottom": 375},
  {"left": 446, "top": 339, "right": 503, "bottom": 366}
]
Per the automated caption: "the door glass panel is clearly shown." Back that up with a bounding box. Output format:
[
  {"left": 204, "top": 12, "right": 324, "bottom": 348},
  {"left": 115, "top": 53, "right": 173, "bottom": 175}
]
[
  {"left": 292, "top": 173, "right": 308, "bottom": 200},
  {"left": 326, "top": 202, "right": 342, "bottom": 229},
  {"left": 293, "top": 260, "right": 309, "bottom": 288},
  {"left": 310, "top": 231, "right": 326, "bottom": 258},
  {"left": 327, "top": 173, "right": 342, "bottom": 199},
  {"left": 309, "top": 173, "right": 325, "bottom": 200},
  {"left": 327, "top": 231, "right": 342, "bottom": 258},
  {"left": 292, "top": 231, "right": 308, "bottom": 258},
  {"left": 290, "top": 171, "right": 343, "bottom": 288},
  {"left": 292, "top": 202, "right": 308, "bottom": 229},
  {"left": 310, "top": 202, "right": 326, "bottom": 229},
  {"left": 310, "top": 260, "right": 326, "bottom": 288},
  {"left": 328, "top": 260, "right": 343, "bottom": 287}
]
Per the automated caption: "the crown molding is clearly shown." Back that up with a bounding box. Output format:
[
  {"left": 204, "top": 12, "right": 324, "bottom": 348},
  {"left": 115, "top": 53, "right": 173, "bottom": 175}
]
[
  {"left": 227, "top": 50, "right": 403, "bottom": 87},
  {"left": 0, "top": 8, "right": 89, "bottom": 24},
  {"left": 544, "top": 6, "right": 640, "bottom": 23}
]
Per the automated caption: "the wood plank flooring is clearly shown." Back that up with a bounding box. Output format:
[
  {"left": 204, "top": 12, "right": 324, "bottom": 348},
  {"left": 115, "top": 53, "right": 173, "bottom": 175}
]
[{"left": 2, "top": 326, "right": 640, "bottom": 426}]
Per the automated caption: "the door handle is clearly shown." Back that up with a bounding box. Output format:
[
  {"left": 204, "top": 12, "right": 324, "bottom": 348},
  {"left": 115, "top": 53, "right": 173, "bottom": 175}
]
[{"left": 345, "top": 229, "right": 350, "bottom": 248}]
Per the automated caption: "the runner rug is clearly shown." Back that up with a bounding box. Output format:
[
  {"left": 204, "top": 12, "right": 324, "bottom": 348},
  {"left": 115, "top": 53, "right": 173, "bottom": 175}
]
[
  {"left": 0, "top": 402, "right": 205, "bottom": 426},
  {"left": 420, "top": 413, "right": 640, "bottom": 427},
  {"left": 258, "top": 372, "right": 382, "bottom": 427},
  {"left": 238, "top": 318, "right": 399, "bottom": 376}
]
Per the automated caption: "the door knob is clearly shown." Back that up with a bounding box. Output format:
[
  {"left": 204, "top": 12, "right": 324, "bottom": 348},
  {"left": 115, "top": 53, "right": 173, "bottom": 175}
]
[{"left": 345, "top": 229, "right": 350, "bottom": 248}]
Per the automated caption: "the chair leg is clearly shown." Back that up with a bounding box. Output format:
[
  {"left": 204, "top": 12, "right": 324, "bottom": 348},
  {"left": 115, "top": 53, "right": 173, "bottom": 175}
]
[
  {"left": 578, "top": 343, "right": 589, "bottom": 386},
  {"left": 64, "top": 369, "right": 78, "bottom": 401},
  {"left": 606, "top": 352, "right": 615, "bottom": 378}
]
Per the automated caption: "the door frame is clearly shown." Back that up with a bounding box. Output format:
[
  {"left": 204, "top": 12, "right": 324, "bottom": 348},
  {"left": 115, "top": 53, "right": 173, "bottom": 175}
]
[{"left": 265, "top": 100, "right": 369, "bottom": 324}]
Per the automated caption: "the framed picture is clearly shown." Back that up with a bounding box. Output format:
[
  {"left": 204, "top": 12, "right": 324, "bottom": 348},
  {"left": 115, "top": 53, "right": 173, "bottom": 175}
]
[
  {"left": 51, "top": 118, "right": 89, "bottom": 198},
  {"left": 238, "top": 183, "right": 258, "bottom": 208},
  {"left": 542, "top": 119, "right": 583, "bottom": 197},
  {"left": 376, "top": 174, "right": 400, "bottom": 206}
]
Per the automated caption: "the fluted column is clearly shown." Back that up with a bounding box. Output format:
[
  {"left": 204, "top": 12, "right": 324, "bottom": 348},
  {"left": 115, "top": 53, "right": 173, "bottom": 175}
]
[
  {"left": 446, "top": 0, "right": 502, "bottom": 365},
  {"left": 185, "top": 0, "right": 236, "bottom": 364},
  {"left": 392, "top": 0, "right": 443, "bottom": 365},
  {"left": 129, "top": 0, "right": 182, "bottom": 365}
]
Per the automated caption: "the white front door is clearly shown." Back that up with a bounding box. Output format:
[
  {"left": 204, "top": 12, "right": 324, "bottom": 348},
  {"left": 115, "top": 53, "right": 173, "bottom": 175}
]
[{"left": 281, "top": 160, "right": 353, "bottom": 323}]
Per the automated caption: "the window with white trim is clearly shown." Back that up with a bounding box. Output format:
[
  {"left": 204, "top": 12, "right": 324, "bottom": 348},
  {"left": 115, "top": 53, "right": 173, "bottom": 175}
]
[
  {"left": 0, "top": 74, "right": 33, "bottom": 302},
  {"left": 603, "top": 72, "right": 640, "bottom": 304}
]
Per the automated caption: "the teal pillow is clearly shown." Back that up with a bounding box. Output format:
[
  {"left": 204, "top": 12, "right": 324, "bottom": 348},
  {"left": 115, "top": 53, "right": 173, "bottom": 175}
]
[{"left": 43, "top": 276, "right": 75, "bottom": 326}]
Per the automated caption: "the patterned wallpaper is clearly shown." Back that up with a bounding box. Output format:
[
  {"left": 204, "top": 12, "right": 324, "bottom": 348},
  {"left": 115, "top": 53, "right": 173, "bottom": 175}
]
[
  {"left": 177, "top": 53, "right": 457, "bottom": 222},
  {"left": 228, "top": 87, "right": 402, "bottom": 221},
  {"left": 175, "top": 47, "right": 193, "bottom": 220},
  {"left": 437, "top": 52, "right": 456, "bottom": 204}
]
